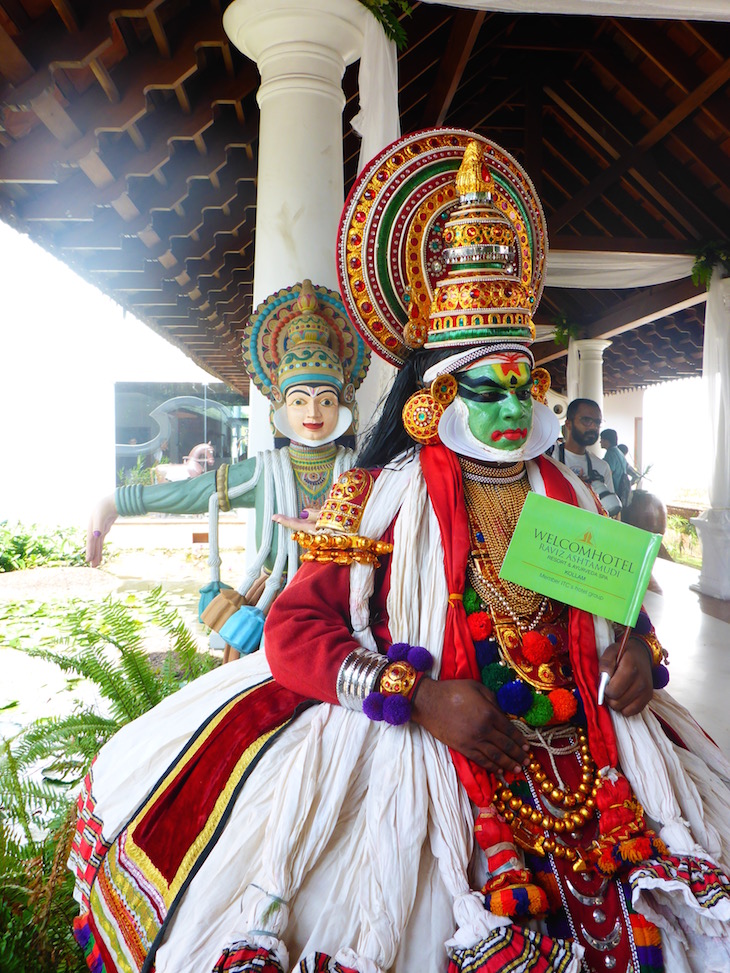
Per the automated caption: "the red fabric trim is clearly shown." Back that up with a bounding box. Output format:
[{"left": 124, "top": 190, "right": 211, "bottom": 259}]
[
  {"left": 420, "top": 446, "right": 620, "bottom": 803},
  {"left": 421, "top": 444, "right": 497, "bottom": 805},
  {"left": 134, "top": 681, "right": 305, "bottom": 879}
]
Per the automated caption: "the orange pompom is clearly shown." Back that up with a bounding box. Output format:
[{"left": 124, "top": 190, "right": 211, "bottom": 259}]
[
  {"left": 468, "top": 611, "right": 493, "bottom": 641},
  {"left": 521, "top": 630, "right": 554, "bottom": 664},
  {"left": 548, "top": 688, "right": 578, "bottom": 722},
  {"left": 621, "top": 837, "right": 653, "bottom": 863}
]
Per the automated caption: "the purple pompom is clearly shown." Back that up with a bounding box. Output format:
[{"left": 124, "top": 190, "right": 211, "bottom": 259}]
[
  {"left": 652, "top": 664, "right": 670, "bottom": 689},
  {"left": 635, "top": 610, "right": 652, "bottom": 636},
  {"left": 387, "top": 642, "right": 410, "bottom": 662},
  {"left": 382, "top": 694, "right": 412, "bottom": 725},
  {"left": 496, "top": 679, "right": 533, "bottom": 716},
  {"left": 407, "top": 645, "right": 433, "bottom": 672},
  {"left": 363, "top": 692, "right": 385, "bottom": 721}
]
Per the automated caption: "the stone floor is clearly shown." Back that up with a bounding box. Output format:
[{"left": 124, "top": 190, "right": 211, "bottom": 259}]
[{"left": 644, "top": 558, "right": 730, "bottom": 753}]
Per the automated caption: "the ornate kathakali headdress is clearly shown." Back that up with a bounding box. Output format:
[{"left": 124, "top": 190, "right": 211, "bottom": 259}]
[
  {"left": 337, "top": 129, "right": 558, "bottom": 460},
  {"left": 337, "top": 129, "right": 548, "bottom": 366},
  {"left": 242, "top": 279, "right": 370, "bottom": 440}
]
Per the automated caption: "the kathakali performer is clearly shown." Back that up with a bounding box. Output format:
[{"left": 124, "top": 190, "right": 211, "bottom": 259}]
[{"left": 70, "top": 131, "right": 730, "bottom": 973}]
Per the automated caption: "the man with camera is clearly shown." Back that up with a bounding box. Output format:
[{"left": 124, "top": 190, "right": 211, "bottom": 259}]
[{"left": 557, "top": 398, "right": 622, "bottom": 517}]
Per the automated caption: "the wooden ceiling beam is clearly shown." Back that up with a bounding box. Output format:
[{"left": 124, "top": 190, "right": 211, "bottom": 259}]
[
  {"left": 544, "top": 81, "right": 714, "bottom": 238},
  {"left": 585, "top": 45, "right": 730, "bottom": 194},
  {"left": 79, "top": 238, "right": 150, "bottom": 270},
  {"left": 550, "top": 67, "right": 729, "bottom": 237},
  {"left": 533, "top": 277, "right": 707, "bottom": 365},
  {"left": 549, "top": 236, "right": 695, "bottom": 254},
  {"left": 542, "top": 122, "right": 662, "bottom": 239},
  {"left": 418, "top": 10, "right": 486, "bottom": 127},
  {"left": 0, "top": 24, "right": 35, "bottom": 85},
  {"left": 0, "top": 7, "right": 239, "bottom": 184},
  {"left": 610, "top": 18, "right": 730, "bottom": 139},
  {"left": 549, "top": 55, "right": 730, "bottom": 232}
]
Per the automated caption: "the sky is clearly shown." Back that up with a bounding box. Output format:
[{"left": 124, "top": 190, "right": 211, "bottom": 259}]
[
  {"left": 0, "top": 220, "right": 712, "bottom": 526},
  {"left": 0, "top": 221, "right": 214, "bottom": 525}
]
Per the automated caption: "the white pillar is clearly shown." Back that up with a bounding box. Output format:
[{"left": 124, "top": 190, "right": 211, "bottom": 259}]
[
  {"left": 567, "top": 338, "right": 611, "bottom": 453},
  {"left": 223, "top": 0, "right": 368, "bottom": 454},
  {"left": 691, "top": 271, "right": 730, "bottom": 600}
]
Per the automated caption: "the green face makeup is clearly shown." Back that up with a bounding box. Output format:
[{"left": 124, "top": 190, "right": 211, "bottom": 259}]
[{"left": 457, "top": 359, "right": 533, "bottom": 450}]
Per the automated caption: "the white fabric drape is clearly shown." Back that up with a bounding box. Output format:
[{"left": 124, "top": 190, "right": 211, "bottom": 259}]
[
  {"left": 351, "top": 15, "right": 401, "bottom": 175},
  {"left": 703, "top": 268, "right": 730, "bottom": 510},
  {"left": 545, "top": 252, "right": 694, "bottom": 289},
  {"left": 418, "top": 0, "right": 730, "bottom": 20}
]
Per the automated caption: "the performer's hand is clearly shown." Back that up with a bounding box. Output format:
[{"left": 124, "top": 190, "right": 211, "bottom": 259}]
[
  {"left": 411, "top": 678, "right": 530, "bottom": 775},
  {"left": 271, "top": 506, "right": 322, "bottom": 534},
  {"left": 598, "top": 638, "right": 654, "bottom": 716},
  {"left": 86, "top": 495, "right": 118, "bottom": 567}
]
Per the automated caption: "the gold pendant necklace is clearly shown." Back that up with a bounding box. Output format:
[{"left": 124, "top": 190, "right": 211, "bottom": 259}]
[{"left": 461, "top": 458, "right": 547, "bottom": 625}]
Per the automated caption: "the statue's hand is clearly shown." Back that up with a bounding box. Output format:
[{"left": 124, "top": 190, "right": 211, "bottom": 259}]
[
  {"left": 87, "top": 495, "right": 118, "bottom": 567},
  {"left": 271, "top": 506, "right": 322, "bottom": 535},
  {"left": 598, "top": 637, "right": 654, "bottom": 716},
  {"left": 411, "top": 677, "right": 530, "bottom": 775}
]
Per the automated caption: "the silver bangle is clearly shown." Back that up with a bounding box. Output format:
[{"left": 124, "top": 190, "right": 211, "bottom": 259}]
[{"left": 336, "top": 647, "right": 389, "bottom": 711}]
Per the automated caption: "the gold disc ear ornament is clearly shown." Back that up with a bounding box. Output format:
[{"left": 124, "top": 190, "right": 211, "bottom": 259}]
[
  {"left": 530, "top": 368, "right": 551, "bottom": 405},
  {"left": 430, "top": 373, "right": 458, "bottom": 406},
  {"left": 402, "top": 389, "right": 444, "bottom": 445}
]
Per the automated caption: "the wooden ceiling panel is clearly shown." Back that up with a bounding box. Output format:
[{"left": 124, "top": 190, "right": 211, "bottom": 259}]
[{"left": 2, "top": 1, "right": 728, "bottom": 396}]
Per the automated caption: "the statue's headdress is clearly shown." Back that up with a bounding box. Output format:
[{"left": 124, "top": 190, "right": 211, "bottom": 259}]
[
  {"left": 242, "top": 280, "right": 370, "bottom": 436},
  {"left": 337, "top": 129, "right": 547, "bottom": 365}
]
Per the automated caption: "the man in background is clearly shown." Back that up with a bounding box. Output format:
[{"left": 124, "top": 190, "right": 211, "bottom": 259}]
[
  {"left": 601, "top": 427, "right": 631, "bottom": 506},
  {"left": 556, "top": 398, "right": 621, "bottom": 516}
]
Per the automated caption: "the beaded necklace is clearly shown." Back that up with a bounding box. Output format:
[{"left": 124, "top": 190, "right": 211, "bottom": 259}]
[{"left": 460, "top": 458, "right": 548, "bottom": 627}]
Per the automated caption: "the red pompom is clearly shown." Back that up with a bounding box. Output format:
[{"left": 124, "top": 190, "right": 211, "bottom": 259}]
[
  {"left": 521, "top": 630, "right": 554, "bottom": 664},
  {"left": 548, "top": 688, "right": 578, "bottom": 722},
  {"left": 468, "top": 611, "right": 493, "bottom": 641}
]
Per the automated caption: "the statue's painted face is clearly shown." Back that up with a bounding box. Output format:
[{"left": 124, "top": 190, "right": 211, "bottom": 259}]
[
  {"left": 284, "top": 384, "right": 340, "bottom": 442},
  {"left": 456, "top": 354, "right": 533, "bottom": 450}
]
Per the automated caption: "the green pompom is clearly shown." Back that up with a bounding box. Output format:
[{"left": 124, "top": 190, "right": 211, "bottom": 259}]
[
  {"left": 481, "top": 662, "right": 511, "bottom": 692},
  {"left": 463, "top": 586, "right": 481, "bottom": 615},
  {"left": 523, "top": 693, "right": 554, "bottom": 727}
]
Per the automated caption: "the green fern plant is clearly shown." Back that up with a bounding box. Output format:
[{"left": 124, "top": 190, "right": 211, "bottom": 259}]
[
  {"left": 690, "top": 241, "right": 730, "bottom": 290},
  {"left": 0, "top": 521, "right": 85, "bottom": 573},
  {"left": 0, "top": 587, "right": 219, "bottom": 971},
  {"left": 357, "top": 0, "right": 413, "bottom": 49},
  {"left": 0, "top": 745, "right": 85, "bottom": 973}
]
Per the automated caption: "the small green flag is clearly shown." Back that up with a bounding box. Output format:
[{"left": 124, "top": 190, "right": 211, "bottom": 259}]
[{"left": 499, "top": 493, "right": 661, "bottom": 626}]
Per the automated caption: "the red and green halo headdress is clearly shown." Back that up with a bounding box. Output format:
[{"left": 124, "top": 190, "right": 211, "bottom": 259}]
[{"left": 336, "top": 129, "right": 548, "bottom": 368}]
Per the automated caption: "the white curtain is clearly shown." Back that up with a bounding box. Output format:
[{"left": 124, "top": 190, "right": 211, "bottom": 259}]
[
  {"left": 545, "top": 252, "right": 694, "bottom": 289},
  {"left": 352, "top": 15, "right": 401, "bottom": 174},
  {"left": 704, "top": 269, "right": 730, "bottom": 510},
  {"left": 417, "top": 0, "right": 730, "bottom": 20}
]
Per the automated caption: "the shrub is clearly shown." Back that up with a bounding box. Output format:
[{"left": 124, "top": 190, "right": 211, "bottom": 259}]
[
  {"left": 1, "top": 587, "right": 219, "bottom": 971},
  {"left": 0, "top": 522, "right": 85, "bottom": 573}
]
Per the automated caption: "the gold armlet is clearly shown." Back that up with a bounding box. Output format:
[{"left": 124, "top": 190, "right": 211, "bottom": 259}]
[
  {"left": 292, "top": 531, "right": 393, "bottom": 567},
  {"left": 216, "top": 464, "right": 231, "bottom": 512}
]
